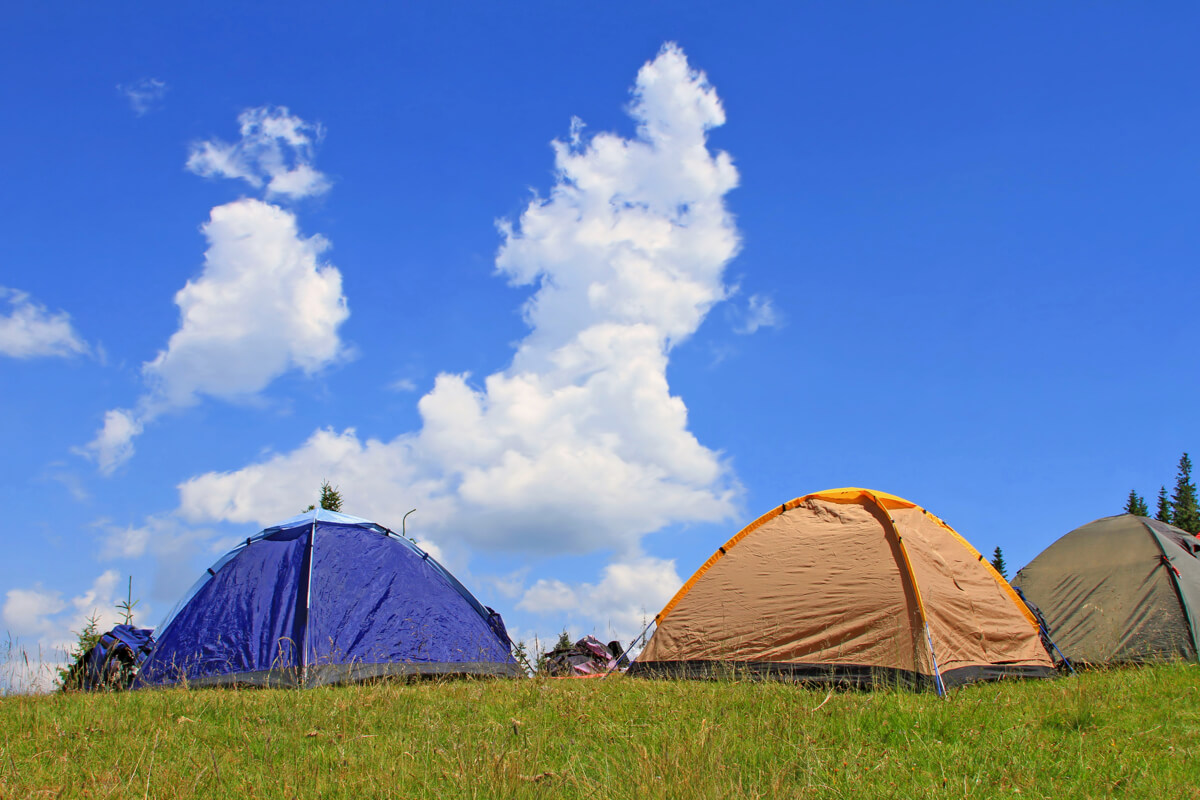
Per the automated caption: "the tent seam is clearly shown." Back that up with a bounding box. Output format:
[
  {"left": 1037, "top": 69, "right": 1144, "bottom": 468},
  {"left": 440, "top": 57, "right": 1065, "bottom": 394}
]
[{"left": 1141, "top": 519, "right": 1200, "bottom": 659}]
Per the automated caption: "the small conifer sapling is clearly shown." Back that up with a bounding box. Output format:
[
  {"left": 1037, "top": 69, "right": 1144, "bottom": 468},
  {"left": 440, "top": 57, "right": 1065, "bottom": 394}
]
[{"left": 990, "top": 547, "right": 1008, "bottom": 580}]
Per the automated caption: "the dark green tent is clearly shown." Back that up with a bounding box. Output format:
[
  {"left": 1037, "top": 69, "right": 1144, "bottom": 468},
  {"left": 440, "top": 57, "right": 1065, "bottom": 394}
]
[{"left": 1013, "top": 515, "right": 1200, "bottom": 665}]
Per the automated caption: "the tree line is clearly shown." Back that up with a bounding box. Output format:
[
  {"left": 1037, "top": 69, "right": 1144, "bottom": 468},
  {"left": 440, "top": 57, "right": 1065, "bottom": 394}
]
[{"left": 1124, "top": 452, "right": 1198, "bottom": 533}]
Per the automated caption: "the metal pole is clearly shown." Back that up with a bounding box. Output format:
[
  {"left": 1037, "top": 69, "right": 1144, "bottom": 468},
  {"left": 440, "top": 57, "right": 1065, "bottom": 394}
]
[
  {"left": 603, "top": 618, "right": 655, "bottom": 677},
  {"left": 301, "top": 517, "right": 316, "bottom": 687}
]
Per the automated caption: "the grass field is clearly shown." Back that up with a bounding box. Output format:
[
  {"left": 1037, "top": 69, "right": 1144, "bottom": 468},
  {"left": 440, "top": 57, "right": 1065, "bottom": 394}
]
[{"left": 0, "top": 663, "right": 1196, "bottom": 799}]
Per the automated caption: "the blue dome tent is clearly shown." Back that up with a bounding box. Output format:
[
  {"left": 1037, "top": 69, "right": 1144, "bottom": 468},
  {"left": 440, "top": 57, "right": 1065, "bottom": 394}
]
[{"left": 140, "top": 509, "right": 520, "bottom": 687}]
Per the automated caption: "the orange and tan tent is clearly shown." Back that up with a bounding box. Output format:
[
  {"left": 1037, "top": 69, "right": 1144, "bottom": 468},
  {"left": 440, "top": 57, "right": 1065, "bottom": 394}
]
[{"left": 631, "top": 488, "right": 1056, "bottom": 690}]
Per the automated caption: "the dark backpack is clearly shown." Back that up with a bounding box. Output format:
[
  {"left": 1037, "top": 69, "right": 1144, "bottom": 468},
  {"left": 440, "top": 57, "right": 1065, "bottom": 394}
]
[{"left": 64, "top": 625, "right": 156, "bottom": 691}]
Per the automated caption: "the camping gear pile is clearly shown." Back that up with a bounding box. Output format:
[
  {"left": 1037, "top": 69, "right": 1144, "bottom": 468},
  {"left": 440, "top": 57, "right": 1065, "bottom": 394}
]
[
  {"left": 69, "top": 490, "right": 1200, "bottom": 694},
  {"left": 61, "top": 624, "right": 155, "bottom": 691},
  {"left": 541, "top": 635, "right": 628, "bottom": 677}
]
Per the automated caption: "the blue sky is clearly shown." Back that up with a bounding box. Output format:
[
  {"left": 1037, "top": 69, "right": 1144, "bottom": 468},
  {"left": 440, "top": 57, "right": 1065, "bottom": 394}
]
[{"left": 3, "top": 3, "right": 1198, "bottom": 685}]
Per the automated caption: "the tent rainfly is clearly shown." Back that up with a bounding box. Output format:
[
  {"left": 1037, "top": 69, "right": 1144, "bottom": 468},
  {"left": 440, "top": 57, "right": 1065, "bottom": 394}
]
[
  {"left": 631, "top": 488, "right": 1056, "bottom": 691},
  {"left": 1013, "top": 514, "right": 1200, "bottom": 665},
  {"left": 139, "top": 509, "right": 520, "bottom": 687}
]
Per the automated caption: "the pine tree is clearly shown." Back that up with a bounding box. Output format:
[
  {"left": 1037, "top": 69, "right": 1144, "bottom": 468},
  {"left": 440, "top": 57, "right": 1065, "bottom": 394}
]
[
  {"left": 319, "top": 480, "right": 343, "bottom": 512},
  {"left": 1124, "top": 490, "right": 1149, "bottom": 517},
  {"left": 1156, "top": 486, "right": 1172, "bottom": 524},
  {"left": 304, "top": 481, "right": 344, "bottom": 513},
  {"left": 990, "top": 546, "right": 1008, "bottom": 580},
  {"left": 57, "top": 612, "right": 102, "bottom": 690},
  {"left": 1171, "top": 452, "right": 1199, "bottom": 533}
]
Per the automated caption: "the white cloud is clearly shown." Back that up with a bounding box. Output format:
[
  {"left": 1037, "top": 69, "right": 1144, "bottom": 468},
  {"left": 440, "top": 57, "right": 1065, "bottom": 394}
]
[
  {"left": 735, "top": 293, "right": 782, "bottom": 334},
  {"left": 517, "top": 556, "right": 681, "bottom": 643},
  {"left": 186, "top": 106, "right": 330, "bottom": 200},
  {"left": 144, "top": 199, "right": 348, "bottom": 406},
  {"left": 94, "top": 516, "right": 216, "bottom": 609},
  {"left": 484, "top": 568, "right": 530, "bottom": 600},
  {"left": 176, "top": 43, "right": 741, "bottom": 613},
  {"left": 3, "top": 570, "right": 123, "bottom": 648},
  {"left": 118, "top": 78, "right": 167, "bottom": 116},
  {"left": 69, "top": 570, "right": 124, "bottom": 627},
  {"left": 388, "top": 377, "right": 418, "bottom": 393},
  {"left": 178, "top": 426, "right": 457, "bottom": 529},
  {"left": 0, "top": 287, "right": 89, "bottom": 359},
  {"left": 518, "top": 579, "right": 578, "bottom": 615},
  {"left": 100, "top": 519, "right": 155, "bottom": 560},
  {"left": 84, "top": 408, "right": 143, "bottom": 475},
  {"left": 41, "top": 463, "right": 91, "bottom": 502},
  {"left": 85, "top": 196, "right": 349, "bottom": 473},
  {"left": 2, "top": 586, "right": 66, "bottom": 639}
]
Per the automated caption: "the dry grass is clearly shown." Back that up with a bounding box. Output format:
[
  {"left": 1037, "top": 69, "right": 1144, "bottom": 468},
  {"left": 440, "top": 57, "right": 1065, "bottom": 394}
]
[{"left": 0, "top": 662, "right": 1197, "bottom": 798}]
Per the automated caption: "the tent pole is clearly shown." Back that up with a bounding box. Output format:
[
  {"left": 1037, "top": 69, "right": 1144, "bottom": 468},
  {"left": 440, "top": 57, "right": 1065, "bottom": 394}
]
[
  {"left": 301, "top": 515, "right": 317, "bottom": 688},
  {"left": 923, "top": 625, "right": 946, "bottom": 697},
  {"left": 1048, "top": 637, "right": 1075, "bottom": 675},
  {"left": 1012, "top": 585, "right": 1075, "bottom": 675},
  {"left": 868, "top": 492, "right": 947, "bottom": 697},
  {"left": 512, "top": 644, "right": 537, "bottom": 677},
  {"left": 603, "top": 618, "right": 656, "bottom": 677}
]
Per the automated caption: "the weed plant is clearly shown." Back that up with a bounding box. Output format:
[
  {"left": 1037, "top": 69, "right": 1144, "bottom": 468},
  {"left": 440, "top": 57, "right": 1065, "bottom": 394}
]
[{"left": 1, "top": 635, "right": 66, "bottom": 696}]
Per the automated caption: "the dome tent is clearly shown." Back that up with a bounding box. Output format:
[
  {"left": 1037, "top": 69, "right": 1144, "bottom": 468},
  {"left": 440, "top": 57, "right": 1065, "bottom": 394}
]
[
  {"left": 140, "top": 509, "right": 520, "bottom": 687},
  {"left": 1013, "top": 514, "right": 1200, "bottom": 666},
  {"left": 631, "top": 489, "right": 1056, "bottom": 691}
]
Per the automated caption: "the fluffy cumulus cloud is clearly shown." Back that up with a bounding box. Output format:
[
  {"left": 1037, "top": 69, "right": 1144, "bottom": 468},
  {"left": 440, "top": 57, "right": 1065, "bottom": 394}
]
[
  {"left": 177, "top": 426, "right": 458, "bottom": 562},
  {"left": 186, "top": 107, "right": 330, "bottom": 200},
  {"left": 518, "top": 556, "right": 682, "bottom": 641},
  {"left": 177, "top": 44, "right": 742, "bottom": 638},
  {"left": 118, "top": 78, "right": 168, "bottom": 116},
  {"left": 0, "top": 287, "right": 89, "bottom": 359},
  {"left": 143, "top": 199, "right": 348, "bottom": 407},
  {"left": 84, "top": 109, "right": 348, "bottom": 473}
]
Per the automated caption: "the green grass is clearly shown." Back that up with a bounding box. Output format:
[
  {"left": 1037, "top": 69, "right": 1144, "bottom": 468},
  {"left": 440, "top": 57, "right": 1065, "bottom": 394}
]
[{"left": 1, "top": 664, "right": 1197, "bottom": 799}]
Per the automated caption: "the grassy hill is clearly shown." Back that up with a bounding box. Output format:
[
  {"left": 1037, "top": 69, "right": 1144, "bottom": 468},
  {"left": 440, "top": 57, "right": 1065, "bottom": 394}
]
[{"left": 1, "top": 663, "right": 1196, "bottom": 799}]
